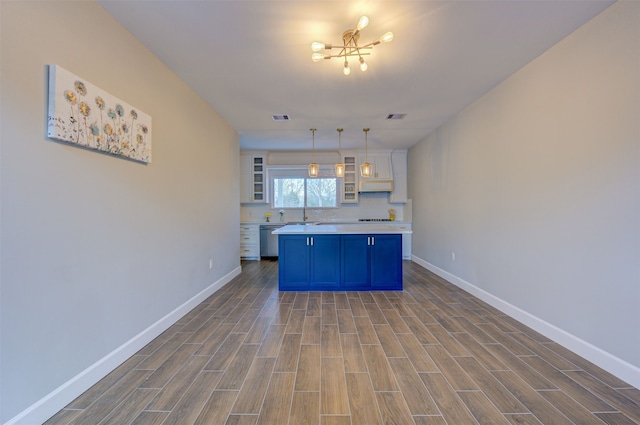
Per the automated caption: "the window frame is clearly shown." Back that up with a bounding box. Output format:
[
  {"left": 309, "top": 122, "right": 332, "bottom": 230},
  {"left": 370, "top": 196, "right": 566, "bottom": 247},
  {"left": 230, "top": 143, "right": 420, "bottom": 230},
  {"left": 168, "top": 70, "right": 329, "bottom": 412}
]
[{"left": 269, "top": 167, "right": 340, "bottom": 209}]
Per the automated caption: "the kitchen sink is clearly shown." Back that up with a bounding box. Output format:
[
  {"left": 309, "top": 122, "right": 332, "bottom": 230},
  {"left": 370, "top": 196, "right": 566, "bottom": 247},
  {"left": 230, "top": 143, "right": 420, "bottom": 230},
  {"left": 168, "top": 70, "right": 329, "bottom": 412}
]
[{"left": 286, "top": 221, "right": 320, "bottom": 226}]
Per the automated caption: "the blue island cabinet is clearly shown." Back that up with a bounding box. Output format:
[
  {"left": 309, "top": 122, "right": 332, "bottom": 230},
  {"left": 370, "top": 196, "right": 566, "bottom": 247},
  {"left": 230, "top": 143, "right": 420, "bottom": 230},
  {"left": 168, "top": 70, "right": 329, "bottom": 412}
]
[
  {"left": 278, "top": 235, "right": 341, "bottom": 290},
  {"left": 369, "top": 235, "right": 403, "bottom": 290},
  {"left": 279, "top": 233, "right": 402, "bottom": 291},
  {"left": 342, "top": 235, "right": 403, "bottom": 290}
]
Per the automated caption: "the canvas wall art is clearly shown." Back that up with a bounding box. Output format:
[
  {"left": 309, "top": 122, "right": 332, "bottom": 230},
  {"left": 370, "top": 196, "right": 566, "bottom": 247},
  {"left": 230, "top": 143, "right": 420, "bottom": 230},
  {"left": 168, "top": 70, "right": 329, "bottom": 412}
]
[{"left": 47, "top": 65, "right": 152, "bottom": 163}]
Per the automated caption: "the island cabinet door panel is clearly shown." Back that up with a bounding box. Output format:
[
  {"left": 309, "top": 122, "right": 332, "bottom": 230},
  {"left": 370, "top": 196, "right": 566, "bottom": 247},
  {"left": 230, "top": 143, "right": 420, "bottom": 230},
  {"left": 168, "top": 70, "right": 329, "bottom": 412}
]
[
  {"left": 278, "top": 235, "right": 310, "bottom": 290},
  {"left": 370, "top": 234, "right": 403, "bottom": 290},
  {"left": 341, "top": 235, "right": 371, "bottom": 289},
  {"left": 309, "top": 235, "right": 341, "bottom": 290}
]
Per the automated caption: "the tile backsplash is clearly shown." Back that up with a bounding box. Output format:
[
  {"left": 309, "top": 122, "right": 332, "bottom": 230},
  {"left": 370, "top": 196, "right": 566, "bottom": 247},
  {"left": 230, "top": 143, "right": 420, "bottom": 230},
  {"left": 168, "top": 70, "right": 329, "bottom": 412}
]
[{"left": 241, "top": 192, "right": 409, "bottom": 223}]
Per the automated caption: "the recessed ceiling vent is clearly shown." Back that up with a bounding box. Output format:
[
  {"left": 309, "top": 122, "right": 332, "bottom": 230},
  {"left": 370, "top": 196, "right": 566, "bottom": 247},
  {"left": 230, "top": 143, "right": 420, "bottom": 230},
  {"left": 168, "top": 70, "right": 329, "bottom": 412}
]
[
  {"left": 272, "top": 114, "right": 290, "bottom": 121},
  {"left": 386, "top": 113, "right": 406, "bottom": 120}
]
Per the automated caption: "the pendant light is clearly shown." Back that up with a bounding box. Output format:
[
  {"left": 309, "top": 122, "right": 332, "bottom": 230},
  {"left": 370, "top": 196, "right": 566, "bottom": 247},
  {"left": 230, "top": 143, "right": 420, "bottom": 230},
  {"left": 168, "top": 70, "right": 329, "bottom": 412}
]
[
  {"left": 308, "top": 128, "right": 319, "bottom": 178},
  {"left": 335, "top": 128, "right": 345, "bottom": 178},
  {"left": 360, "top": 127, "right": 373, "bottom": 177}
]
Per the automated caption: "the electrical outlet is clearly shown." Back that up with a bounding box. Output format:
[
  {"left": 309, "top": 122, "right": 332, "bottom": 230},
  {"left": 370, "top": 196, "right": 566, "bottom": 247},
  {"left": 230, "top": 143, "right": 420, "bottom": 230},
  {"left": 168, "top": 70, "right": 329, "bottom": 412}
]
[
  {"left": 451, "top": 252, "right": 456, "bottom": 261},
  {"left": 209, "top": 259, "right": 214, "bottom": 269}
]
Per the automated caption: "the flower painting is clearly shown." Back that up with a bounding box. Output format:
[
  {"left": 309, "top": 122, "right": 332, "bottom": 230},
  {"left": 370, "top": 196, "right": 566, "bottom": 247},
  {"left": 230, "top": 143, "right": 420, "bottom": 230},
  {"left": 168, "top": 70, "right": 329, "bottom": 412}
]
[{"left": 47, "top": 65, "right": 152, "bottom": 163}]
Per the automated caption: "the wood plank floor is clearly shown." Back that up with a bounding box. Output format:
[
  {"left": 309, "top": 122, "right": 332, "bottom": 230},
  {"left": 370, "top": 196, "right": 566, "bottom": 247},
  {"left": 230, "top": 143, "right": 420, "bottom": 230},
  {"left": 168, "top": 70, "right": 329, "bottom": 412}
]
[{"left": 46, "top": 260, "right": 640, "bottom": 425}]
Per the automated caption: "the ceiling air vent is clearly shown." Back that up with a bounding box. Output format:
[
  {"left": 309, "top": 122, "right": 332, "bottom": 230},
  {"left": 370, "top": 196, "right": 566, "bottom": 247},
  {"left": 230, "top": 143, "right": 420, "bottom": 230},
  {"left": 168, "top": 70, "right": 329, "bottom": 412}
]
[
  {"left": 386, "top": 113, "right": 407, "bottom": 120},
  {"left": 272, "top": 114, "right": 290, "bottom": 121}
]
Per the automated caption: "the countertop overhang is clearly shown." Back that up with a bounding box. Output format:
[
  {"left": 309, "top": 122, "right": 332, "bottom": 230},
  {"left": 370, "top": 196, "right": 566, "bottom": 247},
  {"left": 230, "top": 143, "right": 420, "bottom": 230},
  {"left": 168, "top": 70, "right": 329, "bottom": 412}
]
[{"left": 273, "top": 224, "right": 412, "bottom": 234}]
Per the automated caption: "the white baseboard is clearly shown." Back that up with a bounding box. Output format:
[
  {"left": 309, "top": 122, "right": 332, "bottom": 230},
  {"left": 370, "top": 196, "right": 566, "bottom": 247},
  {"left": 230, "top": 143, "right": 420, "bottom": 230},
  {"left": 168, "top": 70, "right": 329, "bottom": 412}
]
[
  {"left": 411, "top": 255, "right": 640, "bottom": 389},
  {"left": 5, "top": 266, "right": 242, "bottom": 425}
]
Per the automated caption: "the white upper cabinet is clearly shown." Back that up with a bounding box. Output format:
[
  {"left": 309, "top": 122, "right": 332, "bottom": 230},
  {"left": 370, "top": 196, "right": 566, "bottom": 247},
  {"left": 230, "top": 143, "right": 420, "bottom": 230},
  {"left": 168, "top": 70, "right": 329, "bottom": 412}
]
[
  {"left": 359, "top": 153, "right": 392, "bottom": 180},
  {"left": 240, "top": 152, "right": 267, "bottom": 203}
]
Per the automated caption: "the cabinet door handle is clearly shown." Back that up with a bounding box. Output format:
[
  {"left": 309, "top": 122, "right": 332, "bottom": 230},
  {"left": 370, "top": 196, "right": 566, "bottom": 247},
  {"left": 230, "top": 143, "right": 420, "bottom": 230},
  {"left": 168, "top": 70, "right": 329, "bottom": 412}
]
[
  {"left": 310, "top": 237, "right": 314, "bottom": 246},
  {"left": 371, "top": 236, "right": 375, "bottom": 245}
]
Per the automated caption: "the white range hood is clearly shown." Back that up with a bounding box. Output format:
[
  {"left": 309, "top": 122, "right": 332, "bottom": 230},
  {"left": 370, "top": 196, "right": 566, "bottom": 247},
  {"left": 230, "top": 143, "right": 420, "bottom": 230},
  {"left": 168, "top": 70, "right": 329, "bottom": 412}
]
[{"left": 359, "top": 179, "right": 394, "bottom": 192}]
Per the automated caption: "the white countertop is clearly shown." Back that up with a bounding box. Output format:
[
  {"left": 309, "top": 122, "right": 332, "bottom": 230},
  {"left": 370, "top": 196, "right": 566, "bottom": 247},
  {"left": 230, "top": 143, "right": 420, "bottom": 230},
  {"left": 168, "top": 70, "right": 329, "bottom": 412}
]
[{"left": 272, "top": 224, "right": 412, "bottom": 234}]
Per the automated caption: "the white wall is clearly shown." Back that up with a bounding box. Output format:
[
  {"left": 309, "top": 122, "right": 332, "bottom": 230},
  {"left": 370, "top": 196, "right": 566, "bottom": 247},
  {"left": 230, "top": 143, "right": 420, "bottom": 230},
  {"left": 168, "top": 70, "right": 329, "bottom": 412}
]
[
  {"left": 0, "top": 1, "right": 240, "bottom": 423},
  {"left": 409, "top": 1, "right": 640, "bottom": 386}
]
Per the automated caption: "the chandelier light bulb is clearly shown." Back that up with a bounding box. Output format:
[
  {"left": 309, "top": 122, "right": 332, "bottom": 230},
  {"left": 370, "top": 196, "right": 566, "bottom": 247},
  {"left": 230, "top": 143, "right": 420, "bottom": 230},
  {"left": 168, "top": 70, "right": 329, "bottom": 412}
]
[
  {"left": 357, "top": 16, "right": 369, "bottom": 31},
  {"left": 359, "top": 57, "right": 368, "bottom": 72},
  {"left": 380, "top": 31, "right": 394, "bottom": 43},
  {"left": 343, "top": 61, "right": 351, "bottom": 76},
  {"left": 312, "top": 53, "right": 325, "bottom": 62},
  {"left": 311, "top": 41, "right": 325, "bottom": 52}
]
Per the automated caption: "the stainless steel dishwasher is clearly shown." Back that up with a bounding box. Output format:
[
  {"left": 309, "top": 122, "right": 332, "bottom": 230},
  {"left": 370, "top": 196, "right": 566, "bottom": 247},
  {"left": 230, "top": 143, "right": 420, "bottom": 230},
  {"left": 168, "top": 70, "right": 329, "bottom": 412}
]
[{"left": 260, "top": 224, "right": 284, "bottom": 258}]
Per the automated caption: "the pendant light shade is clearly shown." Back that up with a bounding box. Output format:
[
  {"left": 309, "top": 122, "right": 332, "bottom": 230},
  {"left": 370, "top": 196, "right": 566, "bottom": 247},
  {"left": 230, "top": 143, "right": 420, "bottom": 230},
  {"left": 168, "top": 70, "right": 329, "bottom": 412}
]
[
  {"left": 335, "top": 128, "right": 345, "bottom": 178},
  {"left": 308, "top": 128, "right": 319, "bottom": 178},
  {"left": 360, "top": 162, "right": 373, "bottom": 177},
  {"left": 308, "top": 163, "right": 319, "bottom": 177},
  {"left": 360, "top": 128, "right": 373, "bottom": 177}
]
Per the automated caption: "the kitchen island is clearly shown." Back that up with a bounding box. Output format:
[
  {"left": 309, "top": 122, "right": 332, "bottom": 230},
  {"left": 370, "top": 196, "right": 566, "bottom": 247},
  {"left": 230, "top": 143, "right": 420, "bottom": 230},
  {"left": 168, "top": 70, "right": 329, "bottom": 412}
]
[{"left": 273, "top": 224, "right": 412, "bottom": 291}]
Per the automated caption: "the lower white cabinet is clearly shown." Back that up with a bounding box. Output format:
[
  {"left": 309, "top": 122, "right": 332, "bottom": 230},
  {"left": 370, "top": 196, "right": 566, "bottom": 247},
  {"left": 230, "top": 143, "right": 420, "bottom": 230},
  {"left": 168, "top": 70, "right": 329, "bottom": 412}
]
[{"left": 240, "top": 224, "right": 260, "bottom": 260}]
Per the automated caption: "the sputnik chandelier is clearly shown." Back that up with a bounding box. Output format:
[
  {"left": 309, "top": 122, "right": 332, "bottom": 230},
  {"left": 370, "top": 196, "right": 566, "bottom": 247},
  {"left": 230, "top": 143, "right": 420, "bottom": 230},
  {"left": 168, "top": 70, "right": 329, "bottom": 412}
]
[{"left": 311, "top": 16, "right": 393, "bottom": 76}]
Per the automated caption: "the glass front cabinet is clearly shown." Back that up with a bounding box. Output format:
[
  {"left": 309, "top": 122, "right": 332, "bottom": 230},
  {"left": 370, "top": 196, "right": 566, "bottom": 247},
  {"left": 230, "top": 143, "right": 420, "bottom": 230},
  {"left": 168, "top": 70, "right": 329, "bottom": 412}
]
[{"left": 240, "top": 153, "right": 267, "bottom": 203}]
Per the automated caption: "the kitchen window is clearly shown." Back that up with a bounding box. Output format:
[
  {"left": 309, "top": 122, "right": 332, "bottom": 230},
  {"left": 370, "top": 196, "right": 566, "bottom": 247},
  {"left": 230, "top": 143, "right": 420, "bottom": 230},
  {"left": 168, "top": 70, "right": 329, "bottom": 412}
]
[{"left": 271, "top": 169, "right": 337, "bottom": 208}]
